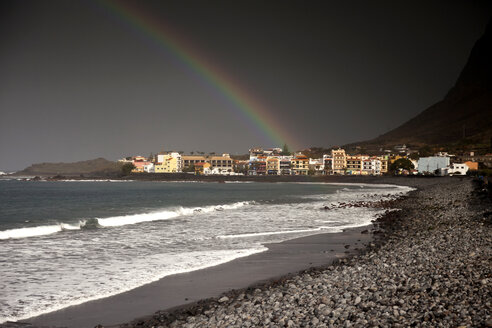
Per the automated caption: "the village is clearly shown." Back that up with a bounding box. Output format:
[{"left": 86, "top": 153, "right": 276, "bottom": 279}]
[{"left": 118, "top": 145, "right": 486, "bottom": 177}]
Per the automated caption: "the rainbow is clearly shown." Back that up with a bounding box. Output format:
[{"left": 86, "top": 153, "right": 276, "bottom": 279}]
[{"left": 96, "top": 0, "right": 300, "bottom": 150}]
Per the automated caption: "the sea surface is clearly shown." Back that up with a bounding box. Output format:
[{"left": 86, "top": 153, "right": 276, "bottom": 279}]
[{"left": 0, "top": 179, "right": 412, "bottom": 323}]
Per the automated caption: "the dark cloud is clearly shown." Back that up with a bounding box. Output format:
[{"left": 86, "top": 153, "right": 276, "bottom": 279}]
[{"left": 1, "top": 0, "right": 491, "bottom": 170}]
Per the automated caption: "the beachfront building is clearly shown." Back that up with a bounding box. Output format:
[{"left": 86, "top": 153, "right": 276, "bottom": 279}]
[
  {"left": 323, "top": 155, "right": 333, "bottom": 175},
  {"left": 363, "top": 158, "right": 382, "bottom": 175},
  {"left": 182, "top": 154, "right": 233, "bottom": 173},
  {"left": 155, "top": 152, "right": 182, "bottom": 173},
  {"left": 248, "top": 156, "right": 267, "bottom": 175},
  {"left": 182, "top": 155, "right": 207, "bottom": 170},
  {"left": 346, "top": 155, "right": 364, "bottom": 175},
  {"left": 309, "top": 158, "right": 325, "bottom": 175},
  {"left": 331, "top": 149, "right": 347, "bottom": 175},
  {"left": 266, "top": 157, "right": 280, "bottom": 175},
  {"left": 279, "top": 156, "right": 293, "bottom": 175},
  {"left": 448, "top": 163, "right": 469, "bottom": 175},
  {"left": 418, "top": 156, "right": 451, "bottom": 174},
  {"left": 291, "top": 155, "right": 309, "bottom": 175},
  {"left": 209, "top": 154, "right": 234, "bottom": 172},
  {"left": 378, "top": 155, "right": 389, "bottom": 174}
]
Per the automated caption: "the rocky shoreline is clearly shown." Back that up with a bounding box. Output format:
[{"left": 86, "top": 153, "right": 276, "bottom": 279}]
[{"left": 117, "top": 177, "right": 491, "bottom": 328}]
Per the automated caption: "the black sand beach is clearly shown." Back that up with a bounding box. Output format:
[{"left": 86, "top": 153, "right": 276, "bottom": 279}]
[
  {"left": 24, "top": 227, "right": 376, "bottom": 328},
  {"left": 4, "top": 176, "right": 491, "bottom": 328}
]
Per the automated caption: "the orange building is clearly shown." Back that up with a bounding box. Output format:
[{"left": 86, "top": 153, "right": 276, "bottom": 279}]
[{"left": 464, "top": 161, "right": 478, "bottom": 171}]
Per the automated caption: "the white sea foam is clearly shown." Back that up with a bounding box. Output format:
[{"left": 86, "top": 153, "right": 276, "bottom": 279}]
[
  {"left": 0, "top": 225, "right": 63, "bottom": 239},
  {"left": 0, "top": 201, "right": 252, "bottom": 240},
  {"left": 0, "top": 247, "right": 267, "bottom": 324},
  {"left": 0, "top": 182, "right": 414, "bottom": 323}
]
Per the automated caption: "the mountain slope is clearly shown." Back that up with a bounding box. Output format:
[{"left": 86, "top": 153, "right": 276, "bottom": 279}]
[{"left": 353, "top": 21, "right": 492, "bottom": 147}]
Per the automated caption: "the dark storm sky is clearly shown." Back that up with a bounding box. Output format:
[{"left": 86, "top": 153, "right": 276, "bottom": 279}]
[{"left": 0, "top": 0, "right": 491, "bottom": 171}]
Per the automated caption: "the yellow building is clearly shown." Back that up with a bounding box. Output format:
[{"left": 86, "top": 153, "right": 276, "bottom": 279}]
[
  {"left": 347, "top": 155, "right": 375, "bottom": 175},
  {"left": 378, "top": 156, "right": 389, "bottom": 173},
  {"left": 291, "top": 155, "right": 309, "bottom": 175},
  {"left": 346, "top": 155, "right": 362, "bottom": 175},
  {"left": 266, "top": 157, "right": 280, "bottom": 175},
  {"left": 331, "top": 149, "right": 346, "bottom": 174},
  {"left": 154, "top": 156, "right": 179, "bottom": 173}
]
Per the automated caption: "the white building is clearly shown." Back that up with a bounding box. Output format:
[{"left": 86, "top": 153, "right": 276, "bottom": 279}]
[
  {"left": 309, "top": 158, "right": 325, "bottom": 174},
  {"left": 362, "top": 159, "right": 381, "bottom": 175},
  {"left": 448, "top": 163, "right": 469, "bottom": 176},
  {"left": 418, "top": 156, "right": 450, "bottom": 174},
  {"left": 203, "top": 167, "right": 244, "bottom": 176},
  {"left": 143, "top": 163, "right": 154, "bottom": 173}
]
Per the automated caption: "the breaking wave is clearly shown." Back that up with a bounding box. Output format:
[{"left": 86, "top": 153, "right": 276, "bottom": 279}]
[{"left": 0, "top": 201, "right": 252, "bottom": 240}]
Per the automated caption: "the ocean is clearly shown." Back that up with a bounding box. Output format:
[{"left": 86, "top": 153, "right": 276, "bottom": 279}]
[{"left": 0, "top": 179, "right": 412, "bottom": 323}]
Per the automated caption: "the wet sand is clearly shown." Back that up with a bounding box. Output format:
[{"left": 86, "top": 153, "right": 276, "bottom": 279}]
[{"left": 25, "top": 226, "right": 375, "bottom": 328}]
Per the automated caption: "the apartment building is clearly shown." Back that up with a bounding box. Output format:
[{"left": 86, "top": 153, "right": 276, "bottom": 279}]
[
  {"left": 308, "top": 158, "right": 324, "bottom": 174},
  {"left": 323, "top": 155, "right": 333, "bottom": 175},
  {"left": 291, "top": 155, "right": 309, "bottom": 175},
  {"left": 331, "top": 149, "right": 346, "bottom": 174},
  {"left": 279, "top": 156, "right": 293, "bottom": 175},
  {"left": 346, "top": 155, "right": 363, "bottom": 175},
  {"left": 155, "top": 152, "right": 182, "bottom": 173},
  {"left": 266, "top": 157, "right": 280, "bottom": 175},
  {"left": 248, "top": 156, "right": 267, "bottom": 175},
  {"left": 182, "top": 154, "right": 233, "bottom": 172}
]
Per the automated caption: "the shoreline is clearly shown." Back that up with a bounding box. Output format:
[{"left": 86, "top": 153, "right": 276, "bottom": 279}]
[
  {"left": 22, "top": 224, "right": 382, "bottom": 328},
  {"left": 5, "top": 176, "right": 489, "bottom": 327},
  {"left": 15, "top": 180, "right": 411, "bottom": 327}
]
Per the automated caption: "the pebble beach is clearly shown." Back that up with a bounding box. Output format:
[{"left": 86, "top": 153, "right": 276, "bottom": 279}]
[{"left": 119, "top": 177, "right": 491, "bottom": 328}]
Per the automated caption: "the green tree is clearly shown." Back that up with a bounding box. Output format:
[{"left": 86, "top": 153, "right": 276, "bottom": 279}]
[
  {"left": 390, "top": 158, "right": 414, "bottom": 172},
  {"left": 121, "top": 163, "right": 135, "bottom": 176},
  {"left": 280, "top": 143, "right": 291, "bottom": 156}
]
